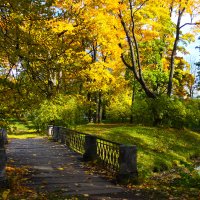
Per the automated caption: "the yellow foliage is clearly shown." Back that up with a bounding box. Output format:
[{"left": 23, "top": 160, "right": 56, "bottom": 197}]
[{"left": 2, "top": 190, "right": 10, "bottom": 200}]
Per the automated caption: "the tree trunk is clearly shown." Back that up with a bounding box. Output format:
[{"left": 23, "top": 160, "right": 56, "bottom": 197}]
[
  {"left": 87, "top": 92, "right": 93, "bottom": 123},
  {"left": 130, "top": 82, "right": 136, "bottom": 124},
  {"left": 97, "top": 91, "right": 102, "bottom": 123},
  {"left": 119, "top": 8, "right": 156, "bottom": 99},
  {"left": 167, "top": 8, "right": 185, "bottom": 96}
]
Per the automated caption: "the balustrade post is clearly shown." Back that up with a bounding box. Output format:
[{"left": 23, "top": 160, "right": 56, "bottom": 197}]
[
  {"left": 83, "top": 135, "right": 97, "bottom": 161},
  {"left": 0, "top": 138, "right": 4, "bottom": 149},
  {"left": 65, "top": 129, "right": 70, "bottom": 147},
  {"left": 0, "top": 128, "right": 8, "bottom": 145},
  {"left": 117, "top": 145, "right": 138, "bottom": 184},
  {"left": 0, "top": 147, "right": 7, "bottom": 187},
  {"left": 59, "top": 127, "right": 63, "bottom": 143},
  {"left": 53, "top": 126, "right": 60, "bottom": 141},
  {"left": 60, "top": 127, "right": 67, "bottom": 144},
  {"left": 47, "top": 125, "right": 53, "bottom": 136}
]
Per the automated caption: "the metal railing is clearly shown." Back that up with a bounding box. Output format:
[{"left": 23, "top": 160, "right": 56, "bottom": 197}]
[
  {"left": 48, "top": 125, "right": 138, "bottom": 183},
  {"left": 96, "top": 138, "right": 120, "bottom": 172},
  {"left": 65, "top": 130, "right": 86, "bottom": 154}
]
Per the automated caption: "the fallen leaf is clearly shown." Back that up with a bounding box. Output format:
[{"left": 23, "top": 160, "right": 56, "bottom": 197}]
[
  {"left": 57, "top": 167, "right": 64, "bottom": 170},
  {"left": 2, "top": 189, "right": 10, "bottom": 200}
]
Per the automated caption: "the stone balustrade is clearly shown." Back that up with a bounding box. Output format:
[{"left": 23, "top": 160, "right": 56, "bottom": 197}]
[{"left": 48, "top": 125, "right": 138, "bottom": 183}]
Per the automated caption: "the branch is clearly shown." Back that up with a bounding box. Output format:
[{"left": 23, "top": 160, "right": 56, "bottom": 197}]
[
  {"left": 167, "top": 7, "right": 185, "bottom": 96},
  {"left": 180, "top": 22, "right": 200, "bottom": 29},
  {"left": 57, "top": 30, "right": 68, "bottom": 37},
  {"left": 120, "top": 53, "right": 133, "bottom": 71},
  {"left": 118, "top": 5, "right": 156, "bottom": 98},
  {"left": 5, "top": 65, "right": 15, "bottom": 80},
  {"left": 57, "top": 24, "right": 78, "bottom": 37},
  {"left": 118, "top": 9, "right": 139, "bottom": 79},
  {"left": 128, "top": 0, "right": 143, "bottom": 79},
  {"left": 133, "top": 0, "right": 149, "bottom": 14}
]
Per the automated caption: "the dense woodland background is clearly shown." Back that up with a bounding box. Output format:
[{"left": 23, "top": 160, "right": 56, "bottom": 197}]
[{"left": 0, "top": 0, "right": 200, "bottom": 130}]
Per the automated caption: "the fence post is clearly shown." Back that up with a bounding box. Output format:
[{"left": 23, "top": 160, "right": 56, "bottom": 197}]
[
  {"left": 53, "top": 126, "right": 60, "bottom": 141},
  {"left": 47, "top": 125, "right": 53, "bottom": 136},
  {"left": 60, "top": 127, "right": 67, "bottom": 144},
  {"left": 83, "top": 135, "right": 97, "bottom": 161},
  {"left": 0, "top": 146, "right": 7, "bottom": 187},
  {"left": 0, "top": 138, "right": 4, "bottom": 149},
  {"left": 117, "top": 145, "right": 138, "bottom": 184}
]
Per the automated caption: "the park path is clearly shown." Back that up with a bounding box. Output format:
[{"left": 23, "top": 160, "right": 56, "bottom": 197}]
[
  {"left": 6, "top": 137, "right": 125, "bottom": 196},
  {"left": 5, "top": 138, "right": 164, "bottom": 199}
]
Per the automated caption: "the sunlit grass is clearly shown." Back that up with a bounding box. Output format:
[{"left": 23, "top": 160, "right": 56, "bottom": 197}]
[
  {"left": 7, "top": 119, "right": 43, "bottom": 139},
  {"left": 75, "top": 124, "right": 200, "bottom": 179},
  {"left": 8, "top": 119, "right": 36, "bottom": 134},
  {"left": 8, "top": 133, "right": 42, "bottom": 139}
]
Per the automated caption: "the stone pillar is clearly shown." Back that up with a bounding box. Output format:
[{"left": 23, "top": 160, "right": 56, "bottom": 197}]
[
  {"left": 53, "top": 126, "right": 60, "bottom": 141},
  {"left": 83, "top": 135, "right": 97, "bottom": 161},
  {"left": 0, "top": 128, "right": 8, "bottom": 145},
  {"left": 60, "top": 127, "right": 67, "bottom": 144},
  {"left": 0, "top": 138, "right": 4, "bottom": 148},
  {"left": 117, "top": 145, "right": 138, "bottom": 184},
  {"left": 0, "top": 129, "right": 5, "bottom": 148},
  {"left": 47, "top": 125, "right": 53, "bottom": 136},
  {"left": 0, "top": 148, "right": 7, "bottom": 186}
]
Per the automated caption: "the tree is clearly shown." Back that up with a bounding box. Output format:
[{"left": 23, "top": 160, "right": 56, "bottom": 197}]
[
  {"left": 118, "top": 0, "right": 200, "bottom": 98},
  {"left": 194, "top": 36, "right": 200, "bottom": 95},
  {"left": 0, "top": 0, "right": 58, "bottom": 118},
  {"left": 167, "top": 0, "right": 200, "bottom": 96},
  {"left": 173, "top": 57, "right": 195, "bottom": 97},
  {"left": 53, "top": 0, "right": 125, "bottom": 123}
]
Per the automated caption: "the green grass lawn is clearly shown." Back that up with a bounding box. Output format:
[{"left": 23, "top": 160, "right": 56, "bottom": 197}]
[
  {"left": 75, "top": 124, "right": 200, "bottom": 179},
  {"left": 8, "top": 132, "right": 42, "bottom": 139},
  {"left": 7, "top": 119, "right": 41, "bottom": 139}
]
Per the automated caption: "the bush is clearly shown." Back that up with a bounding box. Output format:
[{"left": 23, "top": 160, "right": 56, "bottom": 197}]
[
  {"left": 131, "top": 97, "right": 152, "bottom": 125},
  {"left": 184, "top": 99, "right": 200, "bottom": 130},
  {"left": 131, "top": 96, "right": 186, "bottom": 128},
  {"left": 106, "top": 92, "right": 132, "bottom": 122},
  {"left": 106, "top": 94, "right": 188, "bottom": 128},
  {"left": 149, "top": 96, "right": 186, "bottom": 128},
  {"left": 28, "top": 95, "right": 86, "bottom": 131}
]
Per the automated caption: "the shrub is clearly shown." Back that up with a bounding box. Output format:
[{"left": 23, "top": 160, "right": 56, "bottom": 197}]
[
  {"left": 106, "top": 92, "right": 132, "bottom": 122},
  {"left": 28, "top": 95, "right": 86, "bottom": 131},
  {"left": 131, "top": 96, "right": 186, "bottom": 128},
  {"left": 131, "top": 97, "right": 152, "bottom": 125},
  {"left": 184, "top": 99, "right": 200, "bottom": 130},
  {"left": 149, "top": 96, "right": 186, "bottom": 128}
]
